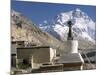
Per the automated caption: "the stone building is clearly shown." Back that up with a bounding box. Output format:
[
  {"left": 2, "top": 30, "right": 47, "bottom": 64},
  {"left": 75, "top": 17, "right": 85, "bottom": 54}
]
[
  {"left": 16, "top": 46, "right": 56, "bottom": 69},
  {"left": 11, "top": 41, "right": 25, "bottom": 67}
]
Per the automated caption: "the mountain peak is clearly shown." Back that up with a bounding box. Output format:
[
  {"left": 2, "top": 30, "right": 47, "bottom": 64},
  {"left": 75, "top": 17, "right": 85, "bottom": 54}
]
[
  {"left": 75, "top": 8, "right": 81, "bottom": 12},
  {"left": 38, "top": 9, "right": 96, "bottom": 44},
  {"left": 72, "top": 8, "right": 85, "bottom": 18}
]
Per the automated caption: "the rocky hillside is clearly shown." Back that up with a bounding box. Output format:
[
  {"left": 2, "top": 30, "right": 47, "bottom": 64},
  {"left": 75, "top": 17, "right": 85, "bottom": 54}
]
[{"left": 11, "top": 10, "right": 62, "bottom": 50}]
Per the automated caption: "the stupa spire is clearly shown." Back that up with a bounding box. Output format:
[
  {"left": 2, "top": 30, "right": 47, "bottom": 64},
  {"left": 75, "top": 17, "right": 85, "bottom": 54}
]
[{"left": 67, "top": 20, "right": 73, "bottom": 40}]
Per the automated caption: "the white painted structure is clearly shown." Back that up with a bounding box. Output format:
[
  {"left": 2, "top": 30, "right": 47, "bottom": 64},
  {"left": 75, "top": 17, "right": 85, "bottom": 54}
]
[
  {"left": 66, "top": 40, "right": 78, "bottom": 53},
  {"left": 57, "top": 21, "right": 84, "bottom": 70},
  {"left": 56, "top": 53, "right": 84, "bottom": 70}
]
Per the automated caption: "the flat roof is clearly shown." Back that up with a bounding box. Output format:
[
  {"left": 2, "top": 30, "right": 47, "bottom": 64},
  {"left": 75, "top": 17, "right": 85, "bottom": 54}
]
[{"left": 17, "top": 46, "right": 51, "bottom": 49}]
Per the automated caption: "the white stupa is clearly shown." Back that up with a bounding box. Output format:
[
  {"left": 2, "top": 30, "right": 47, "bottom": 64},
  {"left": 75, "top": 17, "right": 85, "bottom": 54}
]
[
  {"left": 56, "top": 20, "right": 84, "bottom": 70},
  {"left": 66, "top": 20, "right": 78, "bottom": 53}
]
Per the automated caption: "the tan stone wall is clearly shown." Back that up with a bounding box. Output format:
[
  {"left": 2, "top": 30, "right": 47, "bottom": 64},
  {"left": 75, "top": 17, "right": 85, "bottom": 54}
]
[
  {"left": 17, "top": 48, "right": 33, "bottom": 59},
  {"left": 32, "top": 47, "right": 50, "bottom": 63},
  {"left": 17, "top": 47, "right": 51, "bottom": 63}
]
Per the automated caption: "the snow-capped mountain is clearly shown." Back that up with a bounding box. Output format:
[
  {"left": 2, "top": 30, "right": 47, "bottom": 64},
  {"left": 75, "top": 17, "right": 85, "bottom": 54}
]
[{"left": 39, "top": 8, "right": 96, "bottom": 44}]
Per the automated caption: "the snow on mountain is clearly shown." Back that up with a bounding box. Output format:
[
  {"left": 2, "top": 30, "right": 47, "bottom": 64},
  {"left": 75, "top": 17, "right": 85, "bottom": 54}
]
[{"left": 38, "top": 8, "right": 96, "bottom": 44}]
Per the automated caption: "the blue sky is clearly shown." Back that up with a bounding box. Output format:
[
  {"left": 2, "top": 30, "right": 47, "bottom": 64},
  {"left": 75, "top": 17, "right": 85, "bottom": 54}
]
[{"left": 11, "top": 0, "right": 96, "bottom": 25}]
